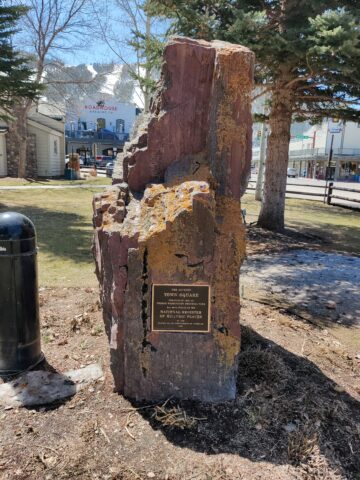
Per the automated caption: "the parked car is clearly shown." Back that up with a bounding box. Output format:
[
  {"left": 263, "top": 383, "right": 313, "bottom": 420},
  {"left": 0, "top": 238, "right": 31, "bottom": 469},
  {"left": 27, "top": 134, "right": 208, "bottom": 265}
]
[
  {"left": 95, "top": 155, "right": 113, "bottom": 168},
  {"left": 85, "top": 156, "right": 96, "bottom": 166},
  {"left": 287, "top": 167, "right": 298, "bottom": 178},
  {"left": 106, "top": 161, "right": 115, "bottom": 178}
]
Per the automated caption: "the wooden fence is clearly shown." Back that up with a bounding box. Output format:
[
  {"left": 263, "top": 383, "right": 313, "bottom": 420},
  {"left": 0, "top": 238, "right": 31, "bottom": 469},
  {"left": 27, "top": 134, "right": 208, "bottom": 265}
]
[
  {"left": 247, "top": 180, "right": 360, "bottom": 210},
  {"left": 327, "top": 182, "right": 360, "bottom": 208}
]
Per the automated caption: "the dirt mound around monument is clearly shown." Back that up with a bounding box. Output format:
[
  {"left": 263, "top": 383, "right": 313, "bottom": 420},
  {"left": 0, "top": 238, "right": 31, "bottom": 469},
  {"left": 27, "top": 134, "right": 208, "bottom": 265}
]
[{"left": 0, "top": 288, "right": 359, "bottom": 479}]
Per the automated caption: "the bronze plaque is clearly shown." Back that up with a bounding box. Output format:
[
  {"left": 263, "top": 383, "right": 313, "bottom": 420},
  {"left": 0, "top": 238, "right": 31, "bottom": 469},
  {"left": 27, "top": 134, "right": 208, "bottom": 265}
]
[{"left": 151, "top": 284, "right": 211, "bottom": 333}]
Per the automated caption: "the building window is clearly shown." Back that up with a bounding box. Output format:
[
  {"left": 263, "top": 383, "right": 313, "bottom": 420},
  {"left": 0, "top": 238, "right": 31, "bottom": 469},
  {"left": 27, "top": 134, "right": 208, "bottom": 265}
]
[
  {"left": 97, "top": 118, "right": 106, "bottom": 130},
  {"left": 54, "top": 139, "right": 58, "bottom": 154},
  {"left": 116, "top": 119, "right": 125, "bottom": 133}
]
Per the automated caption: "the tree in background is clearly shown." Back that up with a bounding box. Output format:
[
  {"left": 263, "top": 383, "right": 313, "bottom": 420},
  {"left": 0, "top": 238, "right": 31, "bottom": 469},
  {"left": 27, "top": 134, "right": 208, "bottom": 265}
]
[
  {"left": 42, "top": 62, "right": 110, "bottom": 117},
  {"left": 126, "top": 3, "right": 164, "bottom": 111},
  {"left": 0, "top": 3, "right": 41, "bottom": 118},
  {"left": 148, "top": 0, "right": 360, "bottom": 231},
  {"left": 113, "top": 64, "right": 136, "bottom": 103},
  {"left": 92, "top": 0, "right": 165, "bottom": 112},
  {"left": 9, "top": 0, "right": 92, "bottom": 177}
]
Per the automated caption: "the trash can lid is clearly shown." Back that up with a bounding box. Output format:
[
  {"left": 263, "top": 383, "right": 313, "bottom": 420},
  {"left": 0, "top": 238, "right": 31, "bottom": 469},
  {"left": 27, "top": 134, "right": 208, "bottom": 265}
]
[{"left": 0, "top": 212, "right": 36, "bottom": 241}]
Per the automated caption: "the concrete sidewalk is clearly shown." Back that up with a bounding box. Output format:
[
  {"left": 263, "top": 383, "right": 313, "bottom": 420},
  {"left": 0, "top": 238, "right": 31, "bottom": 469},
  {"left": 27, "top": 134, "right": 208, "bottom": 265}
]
[{"left": 0, "top": 184, "right": 109, "bottom": 190}]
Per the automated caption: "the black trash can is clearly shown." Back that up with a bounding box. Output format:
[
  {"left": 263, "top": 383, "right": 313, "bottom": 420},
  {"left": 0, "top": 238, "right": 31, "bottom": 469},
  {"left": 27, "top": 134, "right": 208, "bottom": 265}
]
[{"left": 0, "top": 212, "right": 43, "bottom": 375}]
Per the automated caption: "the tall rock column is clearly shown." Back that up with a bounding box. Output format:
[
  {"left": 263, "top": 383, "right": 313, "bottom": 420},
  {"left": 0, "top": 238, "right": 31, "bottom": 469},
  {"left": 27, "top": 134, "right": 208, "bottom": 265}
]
[{"left": 93, "top": 37, "right": 254, "bottom": 402}]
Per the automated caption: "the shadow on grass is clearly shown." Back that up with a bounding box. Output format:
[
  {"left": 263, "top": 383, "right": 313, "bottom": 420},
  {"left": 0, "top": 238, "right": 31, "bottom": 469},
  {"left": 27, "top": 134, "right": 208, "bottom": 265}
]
[
  {"left": 286, "top": 201, "right": 360, "bottom": 254},
  {"left": 24, "top": 177, "right": 52, "bottom": 184},
  {"left": 132, "top": 327, "right": 360, "bottom": 479},
  {"left": 0, "top": 203, "right": 93, "bottom": 264},
  {"left": 288, "top": 220, "right": 360, "bottom": 255},
  {"left": 243, "top": 194, "right": 360, "bottom": 255}
]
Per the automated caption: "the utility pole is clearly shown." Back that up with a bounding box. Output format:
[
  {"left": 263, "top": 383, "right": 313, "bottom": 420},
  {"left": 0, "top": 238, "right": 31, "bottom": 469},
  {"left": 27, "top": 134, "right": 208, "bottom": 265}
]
[
  {"left": 335, "top": 121, "right": 346, "bottom": 181},
  {"left": 255, "top": 120, "right": 267, "bottom": 201},
  {"left": 324, "top": 134, "right": 334, "bottom": 203}
]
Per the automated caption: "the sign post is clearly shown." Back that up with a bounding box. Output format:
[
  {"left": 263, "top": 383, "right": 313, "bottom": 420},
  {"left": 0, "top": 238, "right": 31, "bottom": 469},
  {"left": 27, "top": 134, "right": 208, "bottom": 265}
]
[
  {"left": 324, "top": 134, "right": 334, "bottom": 203},
  {"left": 324, "top": 121, "right": 343, "bottom": 202}
]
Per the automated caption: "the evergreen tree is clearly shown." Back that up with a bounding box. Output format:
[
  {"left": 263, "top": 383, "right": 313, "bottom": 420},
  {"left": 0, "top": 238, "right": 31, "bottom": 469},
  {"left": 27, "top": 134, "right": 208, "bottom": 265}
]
[
  {"left": 0, "top": 3, "right": 41, "bottom": 118},
  {"left": 112, "top": 0, "right": 166, "bottom": 111},
  {"left": 148, "top": 0, "right": 360, "bottom": 231},
  {"left": 127, "top": 18, "right": 164, "bottom": 110}
]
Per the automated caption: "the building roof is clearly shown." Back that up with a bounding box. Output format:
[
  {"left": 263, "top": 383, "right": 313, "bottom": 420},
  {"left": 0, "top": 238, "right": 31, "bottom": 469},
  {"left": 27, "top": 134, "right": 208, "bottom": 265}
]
[{"left": 27, "top": 110, "right": 65, "bottom": 134}]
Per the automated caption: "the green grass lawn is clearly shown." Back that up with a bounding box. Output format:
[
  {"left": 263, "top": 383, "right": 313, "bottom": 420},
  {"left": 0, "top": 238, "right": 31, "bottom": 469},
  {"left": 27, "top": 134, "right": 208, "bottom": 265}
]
[
  {"left": 0, "top": 188, "right": 101, "bottom": 287},
  {"left": 242, "top": 194, "right": 360, "bottom": 255},
  {"left": 0, "top": 188, "right": 359, "bottom": 288},
  {"left": 0, "top": 176, "right": 111, "bottom": 187}
]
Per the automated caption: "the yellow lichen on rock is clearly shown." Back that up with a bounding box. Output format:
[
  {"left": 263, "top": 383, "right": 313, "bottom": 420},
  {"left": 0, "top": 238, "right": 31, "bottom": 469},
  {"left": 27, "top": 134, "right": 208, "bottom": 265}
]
[
  {"left": 92, "top": 37, "right": 254, "bottom": 402},
  {"left": 138, "top": 181, "right": 212, "bottom": 243},
  {"left": 213, "top": 330, "right": 241, "bottom": 368}
]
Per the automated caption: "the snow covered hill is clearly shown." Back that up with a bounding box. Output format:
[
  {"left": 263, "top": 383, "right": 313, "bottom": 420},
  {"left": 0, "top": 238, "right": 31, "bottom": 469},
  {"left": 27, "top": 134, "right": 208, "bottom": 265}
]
[{"left": 38, "top": 62, "right": 144, "bottom": 118}]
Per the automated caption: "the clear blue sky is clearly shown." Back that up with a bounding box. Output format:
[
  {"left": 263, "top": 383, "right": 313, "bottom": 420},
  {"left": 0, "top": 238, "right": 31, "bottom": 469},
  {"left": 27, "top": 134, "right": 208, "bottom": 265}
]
[{"left": 14, "top": 0, "right": 168, "bottom": 67}]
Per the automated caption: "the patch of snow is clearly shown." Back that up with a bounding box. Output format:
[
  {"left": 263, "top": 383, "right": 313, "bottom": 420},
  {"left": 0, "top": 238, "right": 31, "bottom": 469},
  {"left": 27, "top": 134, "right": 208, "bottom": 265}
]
[
  {"left": 0, "top": 363, "right": 103, "bottom": 407},
  {"left": 100, "top": 64, "right": 123, "bottom": 95},
  {"left": 132, "top": 84, "right": 144, "bottom": 109},
  {"left": 86, "top": 64, "right": 97, "bottom": 78}
]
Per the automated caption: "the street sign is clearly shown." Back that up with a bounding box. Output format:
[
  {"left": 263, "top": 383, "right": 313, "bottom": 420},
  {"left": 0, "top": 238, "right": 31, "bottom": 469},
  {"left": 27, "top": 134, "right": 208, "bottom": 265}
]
[
  {"left": 291, "top": 134, "right": 313, "bottom": 140},
  {"left": 328, "top": 119, "right": 343, "bottom": 134}
]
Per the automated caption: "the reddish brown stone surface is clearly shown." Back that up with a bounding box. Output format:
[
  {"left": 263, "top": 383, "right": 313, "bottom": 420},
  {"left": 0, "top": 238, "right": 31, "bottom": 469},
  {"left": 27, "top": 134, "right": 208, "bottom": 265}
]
[
  {"left": 118, "top": 37, "right": 253, "bottom": 199},
  {"left": 94, "top": 37, "right": 254, "bottom": 402}
]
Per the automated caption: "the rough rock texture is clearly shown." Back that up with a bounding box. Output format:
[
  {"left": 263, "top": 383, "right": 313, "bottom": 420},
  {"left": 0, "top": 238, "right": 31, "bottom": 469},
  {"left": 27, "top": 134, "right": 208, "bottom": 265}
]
[
  {"left": 93, "top": 37, "right": 254, "bottom": 402},
  {"left": 115, "top": 37, "right": 253, "bottom": 198}
]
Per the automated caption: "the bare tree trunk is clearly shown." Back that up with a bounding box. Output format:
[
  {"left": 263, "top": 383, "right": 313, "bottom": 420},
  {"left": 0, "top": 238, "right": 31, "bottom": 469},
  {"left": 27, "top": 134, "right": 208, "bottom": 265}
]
[
  {"left": 10, "top": 0, "right": 92, "bottom": 177},
  {"left": 12, "top": 57, "right": 42, "bottom": 177},
  {"left": 17, "top": 107, "right": 30, "bottom": 178},
  {"left": 11, "top": 102, "right": 32, "bottom": 178},
  {"left": 255, "top": 120, "right": 267, "bottom": 201},
  {"left": 257, "top": 90, "right": 293, "bottom": 231},
  {"left": 18, "top": 140, "right": 28, "bottom": 178}
]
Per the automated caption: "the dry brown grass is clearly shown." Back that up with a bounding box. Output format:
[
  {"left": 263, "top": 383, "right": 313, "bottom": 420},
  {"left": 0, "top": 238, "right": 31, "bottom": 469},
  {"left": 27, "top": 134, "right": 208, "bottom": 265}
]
[{"left": 152, "top": 400, "right": 207, "bottom": 430}]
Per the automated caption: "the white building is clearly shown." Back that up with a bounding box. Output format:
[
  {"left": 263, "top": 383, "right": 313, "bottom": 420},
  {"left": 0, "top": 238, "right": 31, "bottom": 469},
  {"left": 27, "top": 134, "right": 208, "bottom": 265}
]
[
  {"left": 253, "top": 118, "right": 360, "bottom": 181},
  {"left": 28, "top": 112, "right": 65, "bottom": 176},
  {"left": 66, "top": 97, "right": 138, "bottom": 135},
  {"left": 0, "top": 111, "right": 65, "bottom": 178},
  {"left": 65, "top": 97, "right": 140, "bottom": 159}
]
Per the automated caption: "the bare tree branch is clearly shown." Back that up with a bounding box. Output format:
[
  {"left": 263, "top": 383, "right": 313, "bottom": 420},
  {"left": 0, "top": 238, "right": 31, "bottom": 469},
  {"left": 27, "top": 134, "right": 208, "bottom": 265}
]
[
  {"left": 252, "top": 86, "right": 273, "bottom": 102},
  {"left": 89, "top": 0, "right": 145, "bottom": 107},
  {"left": 9, "top": 0, "right": 95, "bottom": 177}
]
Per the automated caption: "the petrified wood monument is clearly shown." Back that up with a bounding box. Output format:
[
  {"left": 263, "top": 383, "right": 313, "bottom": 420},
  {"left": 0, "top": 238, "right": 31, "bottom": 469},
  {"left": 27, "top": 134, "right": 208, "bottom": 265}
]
[{"left": 93, "top": 37, "right": 254, "bottom": 402}]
